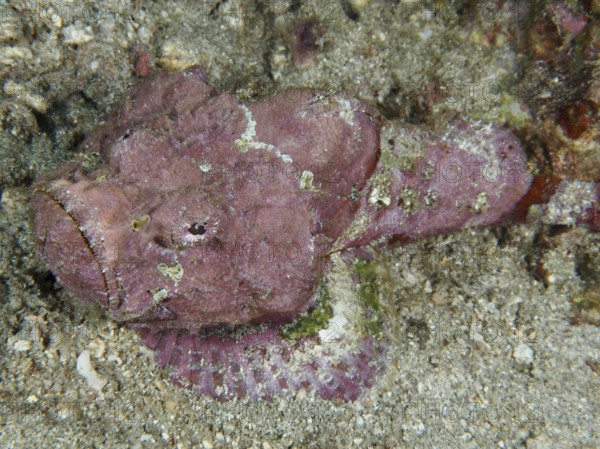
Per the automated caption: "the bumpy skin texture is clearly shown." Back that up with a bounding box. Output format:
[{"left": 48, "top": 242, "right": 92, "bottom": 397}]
[
  {"left": 346, "top": 120, "right": 533, "bottom": 248},
  {"left": 138, "top": 327, "right": 385, "bottom": 401},
  {"left": 32, "top": 68, "right": 380, "bottom": 330},
  {"left": 32, "top": 68, "right": 534, "bottom": 400}
]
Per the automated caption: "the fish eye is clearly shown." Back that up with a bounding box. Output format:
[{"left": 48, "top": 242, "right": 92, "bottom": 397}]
[{"left": 188, "top": 221, "right": 207, "bottom": 236}]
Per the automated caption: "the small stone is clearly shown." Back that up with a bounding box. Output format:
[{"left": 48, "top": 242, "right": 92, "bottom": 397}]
[
  {"left": 62, "top": 23, "right": 94, "bottom": 45},
  {"left": 0, "top": 46, "right": 33, "bottom": 65},
  {"left": 401, "top": 268, "right": 418, "bottom": 285},
  {"left": 137, "top": 26, "right": 151, "bottom": 45},
  {"left": 0, "top": 12, "right": 22, "bottom": 42},
  {"left": 513, "top": 343, "right": 534, "bottom": 365},
  {"left": 99, "top": 17, "right": 116, "bottom": 35},
  {"left": 472, "top": 332, "right": 491, "bottom": 351},
  {"left": 423, "top": 280, "right": 432, "bottom": 294},
  {"left": 349, "top": 0, "right": 370, "bottom": 12},
  {"left": 13, "top": 340, "right": 31, "bottom": 352},
  {"left": 431, "top": 289, "right": 449, "bottom": 306},
  {"left": 23, "top": 91, "right": 49, "bottom": 113},
  {"left": 158, "top": 40, "right": 197, "bottom": 71},
  {"left": 139, "top": 434, "right": 156, "bottom": 443},
  {"left": 76, "top": 350, "right": 107, "bottom": 393}
]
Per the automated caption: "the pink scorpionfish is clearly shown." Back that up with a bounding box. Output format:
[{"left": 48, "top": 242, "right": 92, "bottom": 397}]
[{"left": 31, "top": 68, "right": 532, "bottom": 401}]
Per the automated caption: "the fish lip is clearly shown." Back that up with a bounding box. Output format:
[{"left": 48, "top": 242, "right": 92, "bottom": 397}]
[{"left": 31, "top": 183, "right": 111, "bottom": 308}]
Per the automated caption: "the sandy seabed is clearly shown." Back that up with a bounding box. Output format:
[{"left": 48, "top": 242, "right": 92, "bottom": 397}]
[{"left": 0, "top": 1, "right": 598, "bottom": 448}]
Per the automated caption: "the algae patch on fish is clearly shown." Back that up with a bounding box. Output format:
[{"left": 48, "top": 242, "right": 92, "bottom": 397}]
[
  {"left": 81, "top": 152, "right": 105, "bottom": 173},
  {"left": 157, "top": 262, "right": 184, "bottom": 286},
  {"left": 279, "top": 259, "right": 386, "bottom": 340},
  {"left": 280, "top": 284, "right": 333, "bottom": 340},
  {"left": 353, "top": 259, "right": 384, "bottom": 337}
]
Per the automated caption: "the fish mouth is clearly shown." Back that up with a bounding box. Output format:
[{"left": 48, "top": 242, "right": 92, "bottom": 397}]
[{"left": 31, "top": 186, "right": 110, "bottom": 308}]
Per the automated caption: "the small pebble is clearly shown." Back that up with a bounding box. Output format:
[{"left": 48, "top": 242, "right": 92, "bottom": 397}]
[
  {"left": 349, "top": 0, "right": 370, "bottom": 12},
  {"left": 513, "top": 343, "right": 534, "bottom": 365},
  {"left": 63, "top": 23, "right": 94, "bottom": 45},
  {"left": 76, "top": 350, "right": 107, "bottom": 393},
  {"left": 431, "top": 289, "right": 449, "bottom": 306}
]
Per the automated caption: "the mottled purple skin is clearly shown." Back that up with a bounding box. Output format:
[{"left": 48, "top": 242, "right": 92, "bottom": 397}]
[
  {"left": 31, "top": 68, "right": 531, "bottom": 400},
  {"left": 347, "top": 120, "right": 532, "bottom": 247},
  {"left": 32, "top": 68, "right": 380, "bottom": 330},
  {"left": 138, "top": 327, "right": 384, "bottom": 401}
]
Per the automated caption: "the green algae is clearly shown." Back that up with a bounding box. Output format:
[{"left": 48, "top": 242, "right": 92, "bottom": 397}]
[
  {"left": 81, "top": 152, "right": 105, "bottom": 173},
  {"left": 353, "top": 259, "right": 383, "bottom": 337},
  {"left": 280, "top": 284, "right": 333, "bottom": 340}
]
